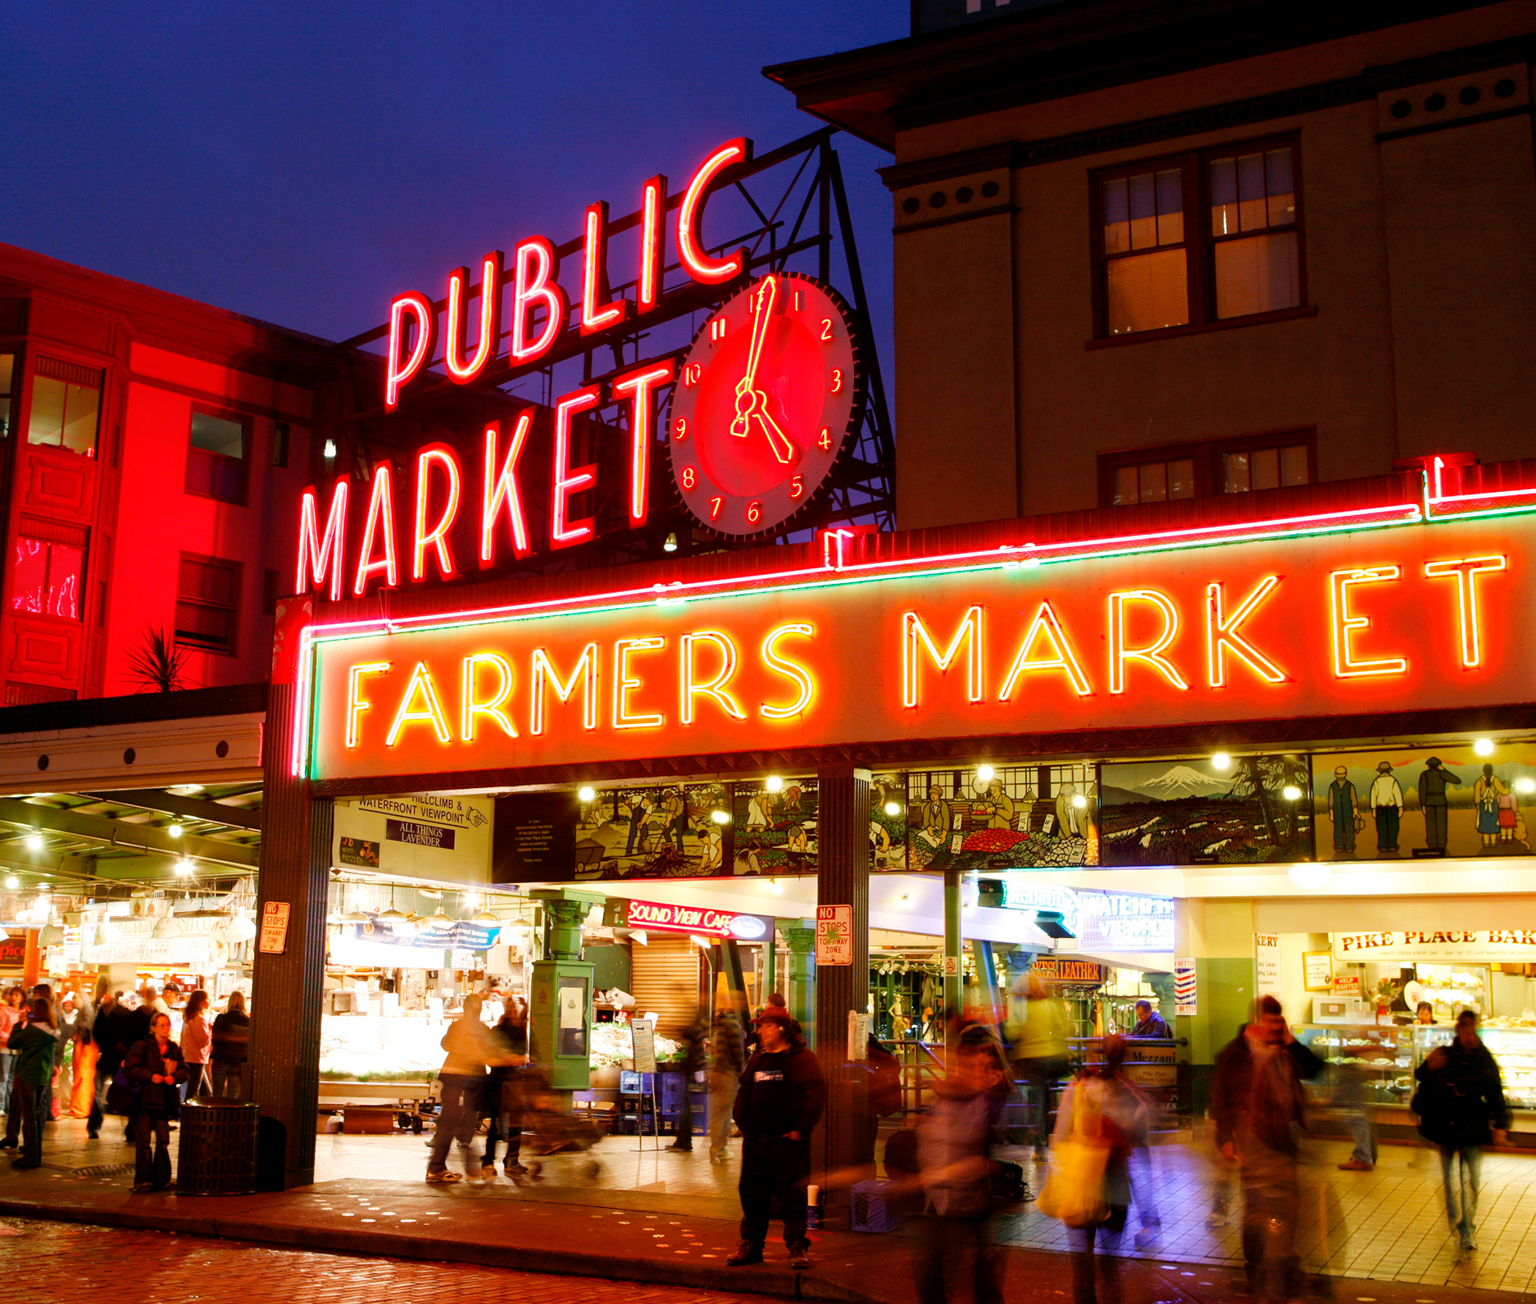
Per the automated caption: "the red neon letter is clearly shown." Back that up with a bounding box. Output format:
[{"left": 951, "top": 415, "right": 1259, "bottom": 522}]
[
  {"left": 760, "top": 623, "right": 815, "bottom": 719},
  {"left": 509, "top": 236, "right": 567, "bottom": 364},
  {"left": 481, "top": 415, "right": 533, "bottom": 563},
  {"left": 295, "top": 478, "right": 349, "bottom": 601},
  {"left": 444, "top": 252, "right": 502, "bottom": 384},
  {"left": 999, "top": 601, "right": 1092, "bottom": 699},
  {"left": 346, "top": 661, "right": 391, "bottom": 748},
  {"left": 353, "top": 462, "right": 399, "bottom": 596},
  {"left": 1108, "top": 590, "right": 1188, "bottom": 693},
  {"left": 580, "top": 201, "right": 630, "bottom": 335},
  {"left": 530, "top": 644, "right": 600, "bottom": 735},
  {"left": 638, "top": 174, "right": 666, "bottom": 313},
  {"left": 678, "top": 138, "right": 751, "bottom": 286},
  {"left": 551, "top": 385, "right": 601, "bottom": 549},
  {"left": 412, "top": 445, "right": 462, "bottom": 582},
  {"left": 680, "top": 630, "right": 746, "bottom": 725},
  {"left": 902, "top": 607, "right": 984, "bottom": 709},
  {"left": 611, "top": 360, "right": 676, "bottom": 529},
  {"left": 1424, "top": 555, "right": 1507, "bottom": 668},
  {"left": 1205, "top": 576, "right": 1285, "bottom": 687},
  {"left": 1330, "top": 567, "right": 1407, "bottom": 678},
  {"left": 386, "top": 661, "right": 452, "bottom": 746},
  {"left": 461, "top": 652, "right": 517, "bottom": 741},
  {"left": 385, "top": 291, "right": 436, "bottom": 410},
  {"left": 614, "top": 637, "right": 666, "bottom": 729}
]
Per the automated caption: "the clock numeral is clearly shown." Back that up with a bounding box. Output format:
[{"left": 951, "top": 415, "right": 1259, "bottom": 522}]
[
  {"left": 789, "top": 474, "right": 804, "bottom": 500},
  {"left": 673, "top": 417, "right": 688, "bottom": 442},
  {"left": 817, "top": 427, "right": 832, "bottom": 451},
  {"left": 682, "top": 363, "right": 702, "bottom": 388},
  {"left": 746, "top": 500, "right": 762, "bottom": 525},
  {"left": 820, "top": 318, "right": 833, "bottom": 342},
  {"left": 681, "top": 466, "right": 697, "bottom": 490},
  {"left": 830, "top": 368, "right": 843, "bottom": 394},
  {"left": 709, "top": 496, "right": 723, "bottom": 520},
  {"left": 709, "top": 318, "right": 728, "bottom": 343}
]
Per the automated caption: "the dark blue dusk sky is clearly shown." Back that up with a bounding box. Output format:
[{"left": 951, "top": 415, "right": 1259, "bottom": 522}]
[{"left": 1, "top": 4, "right": 904, "bottom": 360}]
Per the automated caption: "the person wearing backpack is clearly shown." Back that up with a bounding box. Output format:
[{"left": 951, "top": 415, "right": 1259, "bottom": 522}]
[{"left": 1413, "top": 1009, "right": 1509, "bottom": 1252}]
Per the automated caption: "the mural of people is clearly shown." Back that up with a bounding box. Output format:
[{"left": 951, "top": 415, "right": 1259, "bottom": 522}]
[
  {"left": 730, "top": 779, "right": 819, "bottom": 874},
  {"left": 909, "top": 764, "right": 1096, "bottom": 870},
  {"left": 919, "top": 785, "right": 951, "bottom": 841},
  {"left": 975, "top": 780, "right": 1015, "bottom": 830},
  {"left": 1418, "top": 757, "right": 1461, "bottom": 853},
  {"left": 1473, "top": 764, "right": 1511, "bottom": 850},
  {"left": 1314, "top": 748, "right": 1533, "bottom": 860},
  {"left": 1328, "top": 765, "right": 1360, "bottom": 853},
  {"left": 1368, "top": 761, "right": 1404, "bottom": 853}
]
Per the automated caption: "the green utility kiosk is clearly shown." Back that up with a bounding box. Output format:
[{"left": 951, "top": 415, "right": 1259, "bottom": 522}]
[{"left": 529, "top": 887, "right": 601, "bottom": 1091}]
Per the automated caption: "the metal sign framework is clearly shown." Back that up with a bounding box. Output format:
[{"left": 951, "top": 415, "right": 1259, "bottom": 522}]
[{"left": 333, "top": 127, "right": 894, "bottom": 577}]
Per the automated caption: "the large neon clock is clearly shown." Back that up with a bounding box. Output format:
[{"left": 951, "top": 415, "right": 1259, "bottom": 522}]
[{"left": 667, "top": 272, "right": 864, "bottom": 538}]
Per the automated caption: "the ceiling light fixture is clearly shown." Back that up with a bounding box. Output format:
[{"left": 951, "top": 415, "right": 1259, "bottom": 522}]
[
  {"left": 765, "top": 776, "right": 784, "bottom": 793},
  {"left": 976, "top": 764, "right": 995, "bottom": 783},
  {"left": 578, "top": 786, "right": 597, "bottom": 803},
  {"left": 1282, "top": 785, "right": 1302, "bottom": 801},
  {"left": 167, "top": 823, "right": 184, "bottom": 839},
  {"left": 1474, "top": 738, "right": 1494, "bottom": 757},
  {"left": 662, "top": 532, "right": 678, "bottom": 553},
  {"left": 768, "top": 878, "right": 784, "bottom": 896},
  {"left": 3, "top": 876, "right": 16, "bottom": 890},
  {"left": 710, "top": 809, "right": 730, "bottom": 825},
  {"left": 25, "top": 833, "right": 43, "bottom": 852},
  {"left": 883, "top": 800, "right": 902, "bottom": 817},
  {"left": 1212, "top": 752, "right": 1232, "bottom": 770}
]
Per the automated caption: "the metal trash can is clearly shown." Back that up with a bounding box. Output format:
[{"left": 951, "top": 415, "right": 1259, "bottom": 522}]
[{"left": 176, "top": 1099, "right": 261, "bottom": 1195}]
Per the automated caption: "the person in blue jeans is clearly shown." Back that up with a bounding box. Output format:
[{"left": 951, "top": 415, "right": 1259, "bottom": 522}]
[{"left": 7, "top": 999, "right": 60, "bottom": 1170}]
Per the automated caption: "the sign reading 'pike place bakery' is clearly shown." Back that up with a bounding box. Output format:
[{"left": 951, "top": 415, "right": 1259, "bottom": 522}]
[{"left": 295, "top": 506, "right": 1531, "bottom": 781}]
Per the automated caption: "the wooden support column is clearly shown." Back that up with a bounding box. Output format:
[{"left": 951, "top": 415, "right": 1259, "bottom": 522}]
[
  {"left": 249, "top": 607, "right": 333, "bottom": 1190},
  {"left": 813, "top": 763, "right": 871, "bottom": 1213}
]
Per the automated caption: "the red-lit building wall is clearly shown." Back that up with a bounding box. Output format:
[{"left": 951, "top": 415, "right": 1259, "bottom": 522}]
[{"left": 0, "top": 243, "right": 335, "bottom": 705}]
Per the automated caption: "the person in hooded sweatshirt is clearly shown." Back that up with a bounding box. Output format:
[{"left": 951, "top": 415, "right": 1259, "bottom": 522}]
[
  {"left": 7, "top": 999, "right": 60, "bottom": 1170},
  {"left": 427, "top": 993, "right": 504, "bottom": 1186}
]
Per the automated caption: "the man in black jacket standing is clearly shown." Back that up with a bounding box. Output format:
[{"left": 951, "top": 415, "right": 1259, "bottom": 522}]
[
  {"left": 1415, "top": 1009, "right": 1509, "bottom": 1252},
  {"left": 728, "top": 1007, "right": 826, "bottom": 1270}
]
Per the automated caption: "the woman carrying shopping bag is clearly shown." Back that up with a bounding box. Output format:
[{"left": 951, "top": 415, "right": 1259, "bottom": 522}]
[{"left": 1036, "top": 1036, "right": 1149, "bottom": 1304}]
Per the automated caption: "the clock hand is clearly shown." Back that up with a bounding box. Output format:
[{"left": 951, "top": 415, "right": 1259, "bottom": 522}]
[
  {"left": 751, "top": 404, "right": 795, "bottom": 465},
  {"left": 731, "top": 276, "right": 779, "bottom": 439}
]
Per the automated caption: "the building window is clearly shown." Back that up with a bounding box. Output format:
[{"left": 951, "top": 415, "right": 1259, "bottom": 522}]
[
  {"left": 1095, "top": 137, "right": 1303, "bottom": 338},
  {"left": 185, "top": 409, "right": 249, "bottom": 504},
  {"left": 1112, "top": 457, "right": 1195, "bottom": 506},
  {"left": 272, "top": 422, "right": 290, "bottom": 468},
  {"left": 176, "top": 554, "right": 240, "bottom": 654},
  {"left": 0, "top": 354, "right": 14, "bottom": 439},
  {"left": 11, "top": 518, "right": 87, "bottom": 621},
  {"left": 27, "top": 356, "right": 102, "bottom": 456},
  {"left": 1100, "top": 431, "right": 1314, "bottom": 507}
]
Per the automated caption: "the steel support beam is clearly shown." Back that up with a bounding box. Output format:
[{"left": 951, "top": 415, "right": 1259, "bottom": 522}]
[{"left": 0, "top": 797, "right": 257, "bottom": 869}]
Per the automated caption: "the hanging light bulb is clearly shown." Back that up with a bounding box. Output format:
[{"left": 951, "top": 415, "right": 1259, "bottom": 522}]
[
  {"left": 167, "top": 823, "right": 184, "bottom": 839},
  {"left": 426, "top": 906, "right": 453, "bottom": 932},
  {"left": 226, "top": 909, "right": 257, "bottom": 943},
  {"left": 377, "top": 887, "right": 408, "bottom": 926},
  {"left": 4, "top": 875, "right": 17, "bottom": 890},
  {"left": 765, "top": 776, "right": 784, "bottom": 793},
  {"left": 25, "top": 832, "right": 43, "bottom": 852}
]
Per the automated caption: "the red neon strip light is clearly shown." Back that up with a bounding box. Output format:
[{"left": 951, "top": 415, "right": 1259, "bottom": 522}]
[
  {"left": 481, "top": 416, "right": 534, "bottom": 563},
  {"left": 352, "top": 463, "right": 399, "bottom": 596},
  {"left": 638, "top": 175, "right": 666, "bottom": 313},
  {"left": 509, "top": 236, "right": 567, "bottom": 364},
  {"left": 611, "top": 360, "right": 676, "bottom": 529},
  {"left": 444, "top": 252, "right": 502, "bottom": 384},
  {"left": 581, "top": 202, "right": 630, "bottom": 335},
  {"left": 296, "top": 479, "right": 349, "bottom": 602},
  {"left": 551, "top": 386, "right": 601, "bottom": 549},
  {"left": 412, "top": 445, "right": 462, "bottom": 582},
  {"left": 678, "top": 138, "right": 750, "bottom": 286},
  {"left": 385, "top": 292, "right": 436, "bottom": 410}
]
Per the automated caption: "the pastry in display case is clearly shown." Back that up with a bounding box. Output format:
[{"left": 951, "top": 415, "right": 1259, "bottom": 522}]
[{"left": 1297, "top": 1025, "right": 1414, "bottom": 1101}]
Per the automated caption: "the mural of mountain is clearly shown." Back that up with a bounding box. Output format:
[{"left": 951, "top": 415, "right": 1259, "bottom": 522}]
[{"left": 1136, "top": 765, "right": 1230, "bottom": 797}]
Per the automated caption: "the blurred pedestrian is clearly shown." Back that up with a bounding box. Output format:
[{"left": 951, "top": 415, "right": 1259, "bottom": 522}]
[
  {"left": 125, "top": 1011, "right": 187, "bottom": 1191},
  {"left": 1414, "top": 1009, "right": 1509, "bottom": 1252},
  {"left": 671, "top": 997, "right": 709, "bottom": 1152},
  {"left": 141, "top": 983, "right": 169, "bottom": 1017},
  {"left": 86, "top": 986, "right": 117, "bottom": 1138},
  {"left": 1004, "top": 972, "right": 1070, "bottom": 1160},
  {"left": 179, "top": 990, "right": 212, "bottom": 1100},
  {"left": 1211, "top": 997, "right": 1325, "bottom": 1301},
  {"left": 1045, "top": 1035, "right": 1153, "bottom": 1303},
  {"left": 1335, "top": 1059, "right": 1377, "bottom": 1172},
  {"left": 912, "top": 1037, "right": 1009, "bottom": 1304},
  {"left": 0, "top": 986, "right": 24, "bottom": 1118},
  {"left": 210, "top": 990, "right": 249, "bottom": 1099},
  {"left": 728, "top": 1007, "right": 825, "bottom": 1271},
  {"left": 1129, "top": 1000, "right": 1171, "bottom": 1039},
  {"left": 427, "top": 993, "right": 498, "bottom": 1185},
  {"left": 484, "top": 996, "right": 530, "bottom": 1180},
  {"left": 6, "top": 999, "right": 59, "bottom": 1170},
  {"left": 708, "top": 1007, "right": 746, "bottom": 1164}
]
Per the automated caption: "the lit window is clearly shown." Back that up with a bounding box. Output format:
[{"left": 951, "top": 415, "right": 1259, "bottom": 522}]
[
  {"left": 27, "top": 357, "right": 102, "bottom": 457},
  {"left": 1223, "top": 443, "right": 1310, "bottom": 494},
  {"left": 185, "top": 410, "right": 249, "bottom": 504},
  {"left": 0, "top": 355, "right": 14, "bottom": 440},
  {"left": 1112, "top": 458, "right": 1195, "bottom": 506},
  {"left": 1094, "top": 138, "right": 1304, "bottom": 338},
  {"left": 11, "top": 535, "right": 84, "bottom": 620},
  {"left": 176, "top": 555, "right": 240, "bottom": 654}
]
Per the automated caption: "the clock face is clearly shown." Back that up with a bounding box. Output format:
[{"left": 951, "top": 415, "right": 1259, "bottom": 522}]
[{"left": 666, "top": 272, "right": 863, "bottom": 538}]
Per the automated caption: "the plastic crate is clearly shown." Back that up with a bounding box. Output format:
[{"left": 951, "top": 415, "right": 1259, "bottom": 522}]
[
  {"left": 850, "top": 1179, "right": 900, "bottom": 1233},
  {"left": 620, "top": 1071, "right": 654, "bottom": 1094}
]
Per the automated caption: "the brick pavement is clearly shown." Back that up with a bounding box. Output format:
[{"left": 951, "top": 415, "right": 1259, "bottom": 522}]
[{"left": 0, "top": 1218, "right": 761, "bottom": 1304}]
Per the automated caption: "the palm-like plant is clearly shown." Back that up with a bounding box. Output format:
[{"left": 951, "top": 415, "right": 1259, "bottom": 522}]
[{"left": 126, "top": 625, "right": 191, "bottom": 693}]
